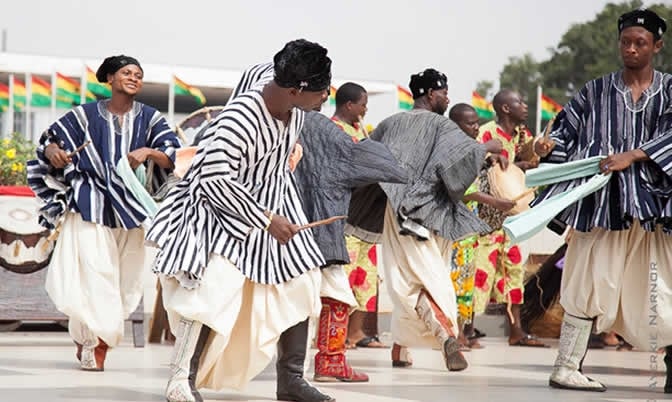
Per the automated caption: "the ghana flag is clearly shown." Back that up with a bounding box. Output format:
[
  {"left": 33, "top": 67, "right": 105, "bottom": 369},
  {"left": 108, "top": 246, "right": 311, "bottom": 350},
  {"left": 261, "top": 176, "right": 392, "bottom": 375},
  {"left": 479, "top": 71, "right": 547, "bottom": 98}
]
[
  {"left": 471, "top": 91, "right": 494, "bottom": 119},
  {"left": 398, "top": 85, "right": 413, "bottom": 110},
  {"left": 174, "top": 75, "right": 206, "bottom": 105},
  {"left": 540, "top": 94, "right": 562, "bottom": 120}
]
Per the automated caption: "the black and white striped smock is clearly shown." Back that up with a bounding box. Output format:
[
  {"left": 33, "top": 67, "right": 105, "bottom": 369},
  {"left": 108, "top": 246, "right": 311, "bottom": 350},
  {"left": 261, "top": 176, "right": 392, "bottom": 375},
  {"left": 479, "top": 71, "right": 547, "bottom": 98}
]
[
  {"left": 227, "top": 62, "right": 274, "bottom": 102},
  {"left": 148, "top": 63, "right": 324, "bottom": 286}
]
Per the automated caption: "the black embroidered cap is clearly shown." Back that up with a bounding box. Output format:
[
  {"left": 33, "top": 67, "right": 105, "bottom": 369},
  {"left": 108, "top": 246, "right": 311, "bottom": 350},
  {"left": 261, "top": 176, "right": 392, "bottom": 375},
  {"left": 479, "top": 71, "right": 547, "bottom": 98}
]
[
  {"left": 618, "top": 8, "right": 667, "bottom": 41},
  {"left": 409, "top": 68, "right": 448, "bottom": 99},
  {"left": 95, "top": 55, "right": 143, "bottom": 83}
]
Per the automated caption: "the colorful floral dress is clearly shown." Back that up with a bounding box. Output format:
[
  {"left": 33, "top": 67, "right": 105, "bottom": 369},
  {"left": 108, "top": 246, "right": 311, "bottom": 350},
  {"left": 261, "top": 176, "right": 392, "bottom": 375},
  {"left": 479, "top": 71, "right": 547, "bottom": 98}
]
[{"left": 450, "top": 180, "right": 479, "bottom": 325}]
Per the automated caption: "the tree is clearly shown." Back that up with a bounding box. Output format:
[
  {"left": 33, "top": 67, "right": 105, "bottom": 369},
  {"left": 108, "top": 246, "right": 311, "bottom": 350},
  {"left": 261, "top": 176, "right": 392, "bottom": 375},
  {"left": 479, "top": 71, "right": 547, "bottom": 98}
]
[
  {"left": 492, "top": 0, "right": 672, "bottom": 129},
  {"left": 475, "top": 80, "right": 494, "bottom": 99}
]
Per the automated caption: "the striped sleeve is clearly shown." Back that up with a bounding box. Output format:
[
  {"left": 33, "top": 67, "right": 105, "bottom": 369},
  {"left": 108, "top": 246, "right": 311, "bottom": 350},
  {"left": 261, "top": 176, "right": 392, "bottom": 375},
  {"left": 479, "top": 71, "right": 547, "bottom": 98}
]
[
  {"left": 640, "top": 110, "right": 672, "bottom": 177},
  {"left": 27, "top": 129, "right": 67, "bottom": 228},
  {"left": 27, "top": 109, "right": 86, "bottom": 228},
  {"left": 228, "top": 62, "right": 274, "bottom": 103},
  {"left": 199, "top": 108, "right": 271, "bottom": 230},
  {"left": 148, "top": 110, "right": 179, "bottom": 164},
  {"left": 145, "top": 108, "right": 181, "bottom": 194},
  {"left": 543, "top": 87, "right": 587, "bottom": 163}
]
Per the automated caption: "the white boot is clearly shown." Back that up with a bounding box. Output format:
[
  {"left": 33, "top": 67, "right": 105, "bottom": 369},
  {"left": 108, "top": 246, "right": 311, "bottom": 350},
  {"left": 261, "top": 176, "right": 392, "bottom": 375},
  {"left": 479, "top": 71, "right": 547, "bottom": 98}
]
[
  {"left": 166, "top": 318, "right": 208, "bottom": 402},
  {"left": 415, "top": 290, "right": 467, "bottom": 371},
  {"left": 549, "top": 313, "right": 606, "bottom": 392}
]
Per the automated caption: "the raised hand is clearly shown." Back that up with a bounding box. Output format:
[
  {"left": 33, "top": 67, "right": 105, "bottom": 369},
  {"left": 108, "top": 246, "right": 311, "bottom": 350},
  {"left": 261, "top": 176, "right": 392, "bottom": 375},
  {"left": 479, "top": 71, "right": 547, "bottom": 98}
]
[{"left": 534, "top": 137, "right": 556, "bottom": 157}]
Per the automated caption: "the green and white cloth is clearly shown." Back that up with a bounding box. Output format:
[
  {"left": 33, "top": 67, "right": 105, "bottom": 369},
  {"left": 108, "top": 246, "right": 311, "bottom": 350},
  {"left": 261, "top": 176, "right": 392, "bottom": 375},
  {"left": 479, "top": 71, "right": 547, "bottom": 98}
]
[
  {"left": 503, "top": 156, "right": 610, "bottom": 244},
  {"left": 116, "top": 158, "right": 159, "bottom": 218}
]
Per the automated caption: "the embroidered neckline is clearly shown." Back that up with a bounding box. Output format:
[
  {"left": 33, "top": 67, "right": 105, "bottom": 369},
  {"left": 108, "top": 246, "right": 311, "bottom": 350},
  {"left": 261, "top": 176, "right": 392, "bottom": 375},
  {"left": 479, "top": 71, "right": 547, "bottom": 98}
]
[
  {"left": 612, "top": 70, "right": 663, "bottom": 113},
  {"left": 97, "top": 99, "right": 142, "bottom": 121}
]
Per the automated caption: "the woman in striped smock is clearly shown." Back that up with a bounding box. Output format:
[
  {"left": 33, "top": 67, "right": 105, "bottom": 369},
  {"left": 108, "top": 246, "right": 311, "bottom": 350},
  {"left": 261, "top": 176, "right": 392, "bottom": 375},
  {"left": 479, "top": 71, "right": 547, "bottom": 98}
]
[
  {"left": 27, "top": 55, "right": 180, "bottom": 371},
  {"left": 148, "top": 40, "right": 335, "bottom": 402}
]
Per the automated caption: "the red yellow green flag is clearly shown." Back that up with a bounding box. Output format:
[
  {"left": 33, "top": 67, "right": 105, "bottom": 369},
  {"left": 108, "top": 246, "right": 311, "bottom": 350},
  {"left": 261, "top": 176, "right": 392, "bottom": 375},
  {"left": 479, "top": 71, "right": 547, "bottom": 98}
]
[
  {"left": 31, "top": 76, "right": 51, "bottom": 107},
  {"left": 0, "top": 82, "right": 9, "bottom": 111},
  {"left": 540, "top": 94, "right": 562, "bottom": 120},
  {"left": 0, "top": 83, "right": 8, "bottom": 100},
  {"left": 174, "top": 75, "right": 206, "bottom": 105},
  {"left": 398, "top": 85, "right": 413, "bottom": 110},
  {"left": 328, "top": 85, "right": 337, "bottom": 106},
  {"left": 86, "top": 66, "right": 112, "bottom": 97},
  {"left": 0, "top": 82, "right": 24, "bottom": 111},
  {"left": 471, "top": 91, "right": 494, "bottom": 119},
  {"left": 13, "top": 79, "right": 26, "bottom": 109},
  {"left": 56, "top": 72, "right": 96, "bottom": 106}
]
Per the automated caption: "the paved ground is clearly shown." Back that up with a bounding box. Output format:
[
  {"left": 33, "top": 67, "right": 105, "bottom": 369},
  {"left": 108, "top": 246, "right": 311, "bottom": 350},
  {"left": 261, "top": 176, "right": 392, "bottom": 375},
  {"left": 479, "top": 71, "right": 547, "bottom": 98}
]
[{"left": 0, "top": 327, "right": 670, "bottom": 402}]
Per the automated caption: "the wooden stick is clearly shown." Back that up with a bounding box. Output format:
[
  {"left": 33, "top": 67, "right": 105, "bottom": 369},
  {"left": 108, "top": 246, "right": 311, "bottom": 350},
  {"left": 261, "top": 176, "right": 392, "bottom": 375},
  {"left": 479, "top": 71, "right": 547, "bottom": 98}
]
[
  {"left": 67, "top": 140, "right": 91, "bottom": 157},
  {"left": 511, "top": 188, "right": 537, "bottom": 203},
  {"left": 298, "top": 215, "right": 347, "bottom": 231}
]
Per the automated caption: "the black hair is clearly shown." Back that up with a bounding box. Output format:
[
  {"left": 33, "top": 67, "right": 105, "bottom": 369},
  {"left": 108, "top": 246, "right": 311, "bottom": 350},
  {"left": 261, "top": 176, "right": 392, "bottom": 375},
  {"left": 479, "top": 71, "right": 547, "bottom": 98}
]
[
  {"left": 492, "top": 89, "right": 516, "bottom": 114},
  {"left": 335, "top": 82, "right": 366, "bottom": 108},
  {"left": 95, "top": 55, "right": 142, "bottom": 83},
  {"left": 273, "top": 39, "right": 331, "bottom": 92},
  {"left": 448, "top": 103, "right": 476, "bottom": 122}
]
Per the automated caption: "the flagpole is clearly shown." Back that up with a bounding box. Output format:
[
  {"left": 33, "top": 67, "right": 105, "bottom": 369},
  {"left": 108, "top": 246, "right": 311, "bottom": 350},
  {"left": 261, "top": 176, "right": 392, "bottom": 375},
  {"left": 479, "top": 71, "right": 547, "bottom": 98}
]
[
  {"left": 80, "top": 65, "right": 87, "bottom": 105},
  {"left": 168, "top": 75, "right": 175, "bottom": 127},
  {"left": 25, "top": 72, "right": 32, "bottom": 141},
  {"left": 50, "top": 71, "right": 57, "bottom": 121},
  {"left": 535, "top": 85, "right": 542, "bottom": 136},
  {"left": 7, "top": 73, "right": 14, "bottom": 135}
]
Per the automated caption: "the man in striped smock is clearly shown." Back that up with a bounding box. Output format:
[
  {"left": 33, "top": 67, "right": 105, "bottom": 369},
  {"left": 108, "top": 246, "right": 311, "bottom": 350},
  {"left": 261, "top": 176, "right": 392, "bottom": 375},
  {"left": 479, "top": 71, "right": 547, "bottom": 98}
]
[
  {"left": 293, "top": 111, "right": 407, "bottom": 383},
  {"left": 534, "top": 9, "right": 672, "bottom": 393},
  {"left": 147, "top": 40, "right": 335, "bottom": 402},
  {"left": 348, "top": 69, "right": 500, "bottom": 371}
]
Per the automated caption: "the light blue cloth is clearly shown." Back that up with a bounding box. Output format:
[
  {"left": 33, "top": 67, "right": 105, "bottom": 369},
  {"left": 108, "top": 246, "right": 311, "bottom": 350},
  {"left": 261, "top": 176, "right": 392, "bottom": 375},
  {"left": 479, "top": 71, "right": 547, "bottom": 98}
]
[
  {"left": 115, "top": 158, "right": 159, "bottom": 218},
  {"left": 525, "top": 156, "right": 605, "bottom": 188},
  {"left": 503, "top": 156, "right": 610, "bottom": 244}
]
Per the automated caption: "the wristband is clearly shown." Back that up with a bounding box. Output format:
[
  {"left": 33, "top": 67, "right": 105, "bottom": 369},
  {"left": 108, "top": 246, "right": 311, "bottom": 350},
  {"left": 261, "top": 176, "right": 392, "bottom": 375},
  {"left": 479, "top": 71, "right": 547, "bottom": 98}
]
[{"left": 264, "top": 212, "right": 274, "bottom": 231}]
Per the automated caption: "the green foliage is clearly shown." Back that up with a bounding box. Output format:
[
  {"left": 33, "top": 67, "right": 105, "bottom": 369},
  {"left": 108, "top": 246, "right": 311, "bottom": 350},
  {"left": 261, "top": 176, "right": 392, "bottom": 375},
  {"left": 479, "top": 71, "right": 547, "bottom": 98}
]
[
  {"left": 475, "top": 80, "right": 495, "bottom": 99},
  {"left": 0, "top": 133, "right": 35, "bottom": 185},
  {"left": 492, "top": 0, "right": 672, "bottom": 131}
]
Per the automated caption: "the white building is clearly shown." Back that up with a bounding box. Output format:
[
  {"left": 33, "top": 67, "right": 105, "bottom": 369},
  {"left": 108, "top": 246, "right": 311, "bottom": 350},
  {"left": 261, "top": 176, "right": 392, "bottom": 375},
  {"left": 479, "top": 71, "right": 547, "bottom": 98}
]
[{"left": 0, "top": 52, "right": 400, "bottom": 143}]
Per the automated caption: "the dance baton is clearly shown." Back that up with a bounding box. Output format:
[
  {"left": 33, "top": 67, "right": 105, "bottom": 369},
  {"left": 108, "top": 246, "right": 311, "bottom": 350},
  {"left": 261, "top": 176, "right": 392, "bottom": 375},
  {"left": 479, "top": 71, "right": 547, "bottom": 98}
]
[
  {"left": 67, "top": 140, "right": 92, "bottom": 157},
  {"left": 511, "top": 188, "right": 537, "bottom": 203},
  {"left": 298, "top": 215, "right": 347, "bottom": 231}
]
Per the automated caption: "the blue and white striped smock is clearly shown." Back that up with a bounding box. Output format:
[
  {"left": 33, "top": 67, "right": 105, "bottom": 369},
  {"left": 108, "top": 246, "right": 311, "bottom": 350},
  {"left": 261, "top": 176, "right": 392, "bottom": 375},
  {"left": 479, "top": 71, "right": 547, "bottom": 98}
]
[
  {"left": 534, "top": 70, "right": 672, "bottom": 233},
  {"left": 27, "top": 100, "right": 180, "bottom": 229}
]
